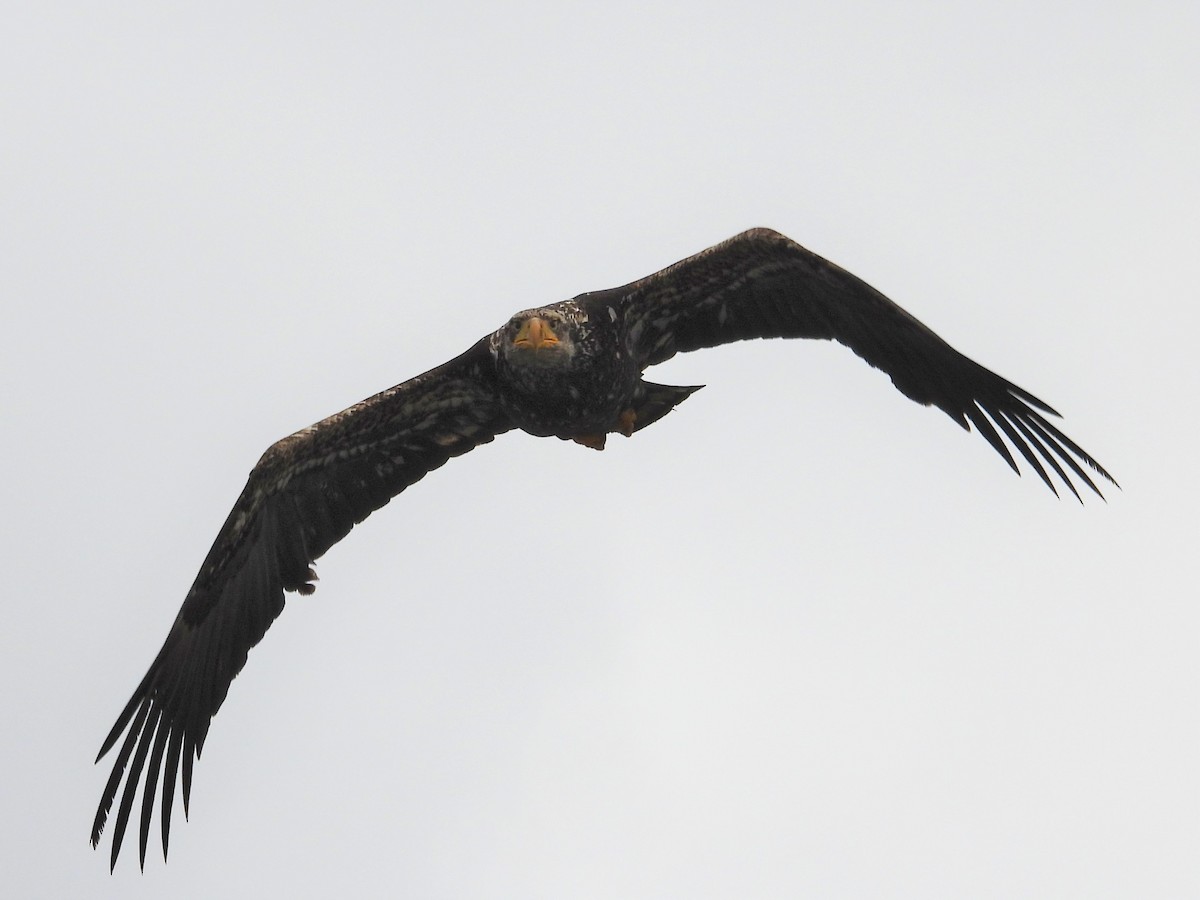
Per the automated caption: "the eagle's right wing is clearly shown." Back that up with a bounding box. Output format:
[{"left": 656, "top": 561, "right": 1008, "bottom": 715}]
[{"left": 92, "top": 338, "right": 513, "bottom": 870}]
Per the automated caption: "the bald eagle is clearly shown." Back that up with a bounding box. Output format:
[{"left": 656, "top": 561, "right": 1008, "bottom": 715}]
[{"left": 91, "top": 228, "right": 1115, "bottom": 869}]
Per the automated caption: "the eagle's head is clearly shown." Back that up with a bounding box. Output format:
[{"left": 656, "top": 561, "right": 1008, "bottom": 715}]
[{"left": 498, "top": 304, "right": 587, "bottom": 371}]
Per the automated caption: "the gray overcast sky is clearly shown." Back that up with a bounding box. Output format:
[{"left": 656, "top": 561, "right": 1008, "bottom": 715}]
[{"left": 3, "top": 3, "right": 1196, "bottom": 897}]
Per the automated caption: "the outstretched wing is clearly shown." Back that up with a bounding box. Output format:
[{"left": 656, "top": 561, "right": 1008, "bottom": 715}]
[
  {"left": 91, "top": 338, "right": 512, "bottom": 870},
  {"left": 580, "top": 228, "right": 1114, "bottom": 499}
]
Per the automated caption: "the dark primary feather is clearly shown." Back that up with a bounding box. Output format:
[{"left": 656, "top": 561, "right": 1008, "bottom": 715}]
[
  {"left": 91, "top": 340, "right": 512, "bottom": 870},
  {"left": 580, "top": 228, "right": 1115, "bottom": 499}
]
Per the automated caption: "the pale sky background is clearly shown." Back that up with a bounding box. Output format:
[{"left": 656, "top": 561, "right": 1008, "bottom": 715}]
[{"left": 3, "top": 3, "right": 1196, "bottom": 898}]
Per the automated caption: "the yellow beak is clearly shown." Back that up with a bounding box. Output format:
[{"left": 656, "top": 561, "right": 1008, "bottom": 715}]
[{"left": 513, "top": 316, "right": 560, "bottom": 351}]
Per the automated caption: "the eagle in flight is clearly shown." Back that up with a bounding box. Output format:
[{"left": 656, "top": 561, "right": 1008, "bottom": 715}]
[{"left": 91, "top": 228, "right": 1115, "bottom": 869}]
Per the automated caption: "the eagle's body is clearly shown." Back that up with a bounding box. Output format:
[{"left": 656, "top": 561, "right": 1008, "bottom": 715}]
[
  {"left": 495, "top": 300, "right": 639, "bottom": 440},
  {"left": 91, "top": 228, "right": 1115, "bottom": 869},
  {"left": 493, "top": 299, "right": 700, "bottom": 446}
]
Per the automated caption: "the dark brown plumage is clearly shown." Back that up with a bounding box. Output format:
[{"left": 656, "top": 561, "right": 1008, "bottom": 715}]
[{"left": 91, "top": 228, "right": 1115, "bottom": 869}]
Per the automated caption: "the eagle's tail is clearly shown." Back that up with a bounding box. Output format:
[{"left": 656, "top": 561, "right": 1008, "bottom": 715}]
[{"left": 632, "top": 381, "right": 704, "bottom": 433}]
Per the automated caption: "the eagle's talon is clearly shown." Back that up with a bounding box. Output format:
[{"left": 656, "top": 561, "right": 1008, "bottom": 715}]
[
  {"left": 572, "top": 433, "right": 607, "bottom": 450},
  {"left": 617, "top": 408, "right": 637, "bottom": 437}
]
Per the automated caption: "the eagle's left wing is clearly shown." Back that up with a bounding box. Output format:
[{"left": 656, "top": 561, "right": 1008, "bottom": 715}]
[
  {"left": 579, "top": 228, "right": 1114, "bottom": 500},
  {"left": 92, "top": 338, "right": 512, "bottom": 870}
]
